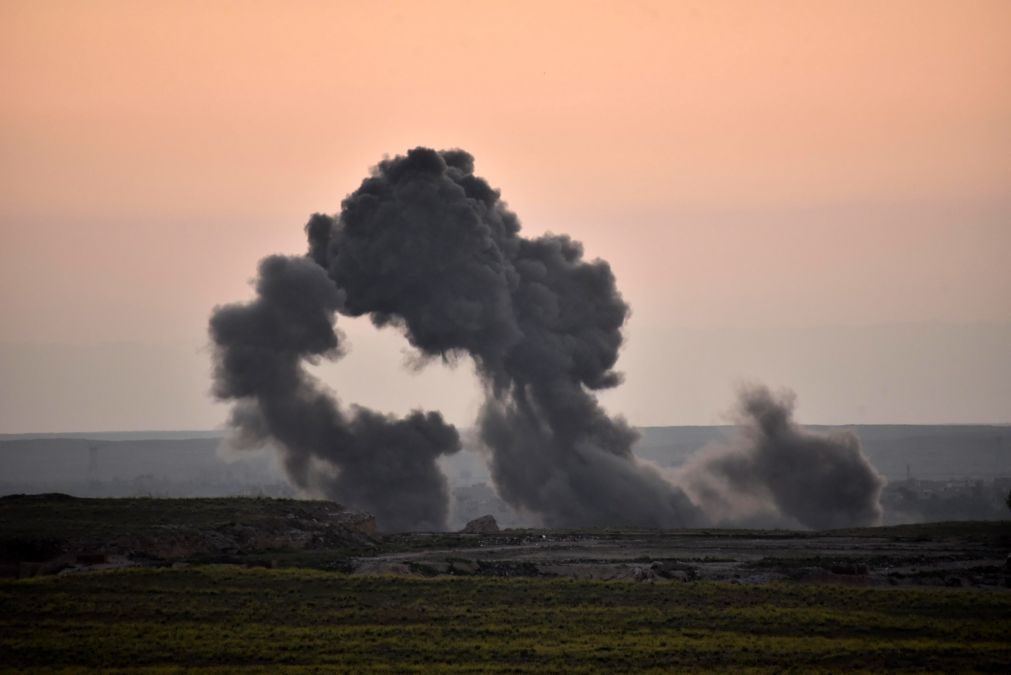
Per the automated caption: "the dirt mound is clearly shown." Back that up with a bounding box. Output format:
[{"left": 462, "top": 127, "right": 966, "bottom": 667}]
[{"left": 462, "top": 515, "right": 499, "bottom": 534}]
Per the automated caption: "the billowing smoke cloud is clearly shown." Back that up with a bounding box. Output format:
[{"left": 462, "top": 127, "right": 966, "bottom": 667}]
[
  {"left": 209, "top": 255, "right": 461, "bottom": 531},
  {"left": 678, "top": 385, "right": 885, "bottom": 529},
  {"left": 210, "top": 147, "right": 882, "bottom": 532},
  {"left": 301, "top": 148, "right": 700, "bottom": 529}
]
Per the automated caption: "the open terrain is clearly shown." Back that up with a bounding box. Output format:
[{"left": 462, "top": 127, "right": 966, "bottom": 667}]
[
  {"left": 2, "top": 496, "right": 1010, "bottom": 670},
  {"left": 2, "top": 566, "right": 1010, "bottom": 671},
  {"left": 3, "top": 495, "right": 1009, "bottom": 588},
  {"left": 359, "top": 523, "right": 1011, "bottom": 589}
]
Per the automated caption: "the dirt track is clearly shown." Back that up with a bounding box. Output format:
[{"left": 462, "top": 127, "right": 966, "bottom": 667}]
[{"left": 354, "top": 526, "right": 1011, "bottom": 588}]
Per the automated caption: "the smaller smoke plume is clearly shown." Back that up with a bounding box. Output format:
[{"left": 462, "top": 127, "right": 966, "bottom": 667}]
[{"left": 678, "top": 385, "right": 885, "bottom": 529}]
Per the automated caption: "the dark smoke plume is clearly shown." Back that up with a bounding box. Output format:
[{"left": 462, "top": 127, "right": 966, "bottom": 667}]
[
  {"left": 211, "top": 147, "right": 882, "bottom": 531},
  {"left": 304, "top": 148, "right": 700, "bottom": 528},
  {"left": 678, "top": 385, "right": 885, "bottom": 529},
  {"left": 209, "top": 255, "right": 460, "bottom": 531}
]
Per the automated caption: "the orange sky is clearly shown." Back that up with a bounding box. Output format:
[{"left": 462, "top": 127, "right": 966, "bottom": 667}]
[{"left": 1, "top": 0, "right": 1009, "bottom": 430}]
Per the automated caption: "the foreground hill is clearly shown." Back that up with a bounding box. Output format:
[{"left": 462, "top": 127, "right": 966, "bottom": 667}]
[
  {"left": 0, "top": 495, "right": 376, "bottom": 576},
  {"left": 2, "top": 495, "right": 1008, "bottom": 590}
]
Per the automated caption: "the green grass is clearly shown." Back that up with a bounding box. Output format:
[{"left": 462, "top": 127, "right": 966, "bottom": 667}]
[{"left": 2, "top": 567, "right": 1009, "bottom": 672}]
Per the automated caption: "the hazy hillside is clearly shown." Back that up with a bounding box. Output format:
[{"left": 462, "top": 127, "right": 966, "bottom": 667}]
[
  {"left": 2, "top": 425, "right": 1009, "bottom": 527},
  {"left": 0, "top": 435, "right": 287, "bottom": 498},
  {"left": 3, "top": 425, "right": 1009, "bottom": 489}
]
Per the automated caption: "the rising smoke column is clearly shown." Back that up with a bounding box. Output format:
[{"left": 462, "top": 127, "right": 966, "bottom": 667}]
[
  {"left": 304, "top": 147, "right": 701, "bottom": 528},
  {"left": 477, "top": 233, "right": 701, "bottom": 528},
  {"left": 679, "top": 385, "right": 885, "bottom": 529},
  {"left": 209, "top": 255, "right": 460, "bottom": 531}
]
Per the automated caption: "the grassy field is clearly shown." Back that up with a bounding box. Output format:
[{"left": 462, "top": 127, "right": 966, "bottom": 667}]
[{"left": 2, "top": 566, "right": 1009, "bottom": 672}]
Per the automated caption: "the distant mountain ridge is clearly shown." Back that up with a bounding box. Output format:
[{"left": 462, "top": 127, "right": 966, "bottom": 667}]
[{"left": 3, "top": 425, "right": 1009, "bottom": 485}]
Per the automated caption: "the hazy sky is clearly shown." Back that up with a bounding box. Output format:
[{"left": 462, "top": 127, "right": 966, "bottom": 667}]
[{"left": 1, "top": 0, "right": 1009, "bottom": 432}]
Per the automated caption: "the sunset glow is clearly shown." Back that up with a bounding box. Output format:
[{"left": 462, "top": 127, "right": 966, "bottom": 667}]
[{"left": 1, "top": 0, "right": 1009, "bottom": 431}]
